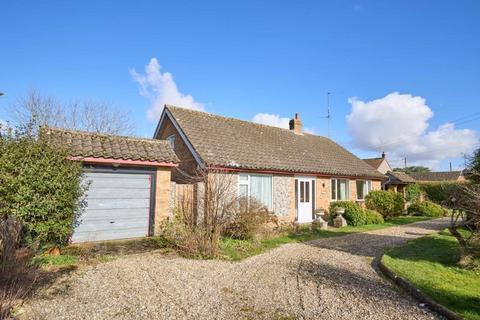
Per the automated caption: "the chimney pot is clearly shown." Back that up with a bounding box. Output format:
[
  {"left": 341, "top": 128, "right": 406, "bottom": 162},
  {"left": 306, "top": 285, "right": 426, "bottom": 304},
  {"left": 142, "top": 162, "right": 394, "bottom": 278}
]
[{"left": 289, "top": 113, "right": 303, "bottom": 134}]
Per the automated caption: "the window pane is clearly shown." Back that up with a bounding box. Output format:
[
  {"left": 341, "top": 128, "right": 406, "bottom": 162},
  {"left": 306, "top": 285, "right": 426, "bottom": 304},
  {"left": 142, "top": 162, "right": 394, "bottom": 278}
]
[
  {"left": 331, "top": 179, "right": 336, "bottom": 200},
  {"left": 300, "top": 181, "right": 305, "bottom": 202},
  {"left": 239, "top": 184, "right": 248, "bottom": 198},
  {"left": 356, "top": 180, "right": 365, "bottom": 200},
  {"left": 305, "top": 181, "right": 310, "bottom": 202},
  {"left": 250, "top": 175, "right": 272, "bottom": 209},
  {"left": 338, "top": 179, "right": 347, "bottom": 200},
  {"left": 239, "top": 174, "right": 248, "bottom": 181}
]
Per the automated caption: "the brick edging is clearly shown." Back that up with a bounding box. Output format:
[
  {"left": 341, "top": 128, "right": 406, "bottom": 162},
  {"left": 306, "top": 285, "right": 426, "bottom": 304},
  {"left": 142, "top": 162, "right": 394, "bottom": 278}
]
[{"left": 376, "top": 256, "right": 463, "bottom": 320}]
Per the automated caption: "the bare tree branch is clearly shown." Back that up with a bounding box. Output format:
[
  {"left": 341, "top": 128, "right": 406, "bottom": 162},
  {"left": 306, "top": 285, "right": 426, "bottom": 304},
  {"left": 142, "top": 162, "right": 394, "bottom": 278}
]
[{"left": 10, "top": 89, "right": 135, "bottom": 135}]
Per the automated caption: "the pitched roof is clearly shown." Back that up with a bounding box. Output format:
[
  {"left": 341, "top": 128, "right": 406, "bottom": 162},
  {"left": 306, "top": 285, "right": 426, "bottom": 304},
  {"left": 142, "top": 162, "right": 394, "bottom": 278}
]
[
  {"left": 363, "top": 157, "right": 385, "bottom": 170},
  {"left": 41, "top": 127, "right": 178, "bottom": 163},
  {"left": 386, "top": 171, "right": 416, "bottom": 184},
  {"left": 408, "top": 171, "right": 463, "bottom": 182},
  {"left": 161, "top": 106, "right": 385, "bottom": 179}
]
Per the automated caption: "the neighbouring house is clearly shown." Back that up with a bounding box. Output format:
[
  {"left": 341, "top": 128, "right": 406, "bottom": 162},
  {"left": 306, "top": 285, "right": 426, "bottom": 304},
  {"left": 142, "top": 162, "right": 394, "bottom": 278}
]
[
  {"left": 408, "top": 171, "right": 466, "bottom": 183},
  {"left": 362, "top": 153, "right": 415, "bottom": 192},
  {"left": 41, "top": 127, "right": 179, "bottom": 242},
  {"left": 363, "top": 152, "right": 392, "bottom": 175},
  {"left": 154, "top": 105, "right": 385, "bottom": 224},
  {"left": 383, "top": 171, "right": 416, "bottom": 195}
]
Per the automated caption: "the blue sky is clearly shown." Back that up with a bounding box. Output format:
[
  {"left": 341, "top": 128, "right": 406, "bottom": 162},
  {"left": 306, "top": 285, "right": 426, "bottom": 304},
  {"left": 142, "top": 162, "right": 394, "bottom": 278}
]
[{"left": 1, "top": 1, "right": 479, "bottom": 170}]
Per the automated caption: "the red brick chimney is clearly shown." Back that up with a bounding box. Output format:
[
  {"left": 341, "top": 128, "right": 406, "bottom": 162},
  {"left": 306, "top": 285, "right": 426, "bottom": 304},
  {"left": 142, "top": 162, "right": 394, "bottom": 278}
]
[{"left": 289, "top": 113, "right": 303, "bottom": 135}]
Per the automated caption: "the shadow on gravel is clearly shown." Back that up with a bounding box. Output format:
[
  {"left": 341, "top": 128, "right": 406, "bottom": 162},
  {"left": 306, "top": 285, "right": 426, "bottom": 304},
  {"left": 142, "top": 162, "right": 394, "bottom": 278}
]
[
  {"left": 292, "top": 259, "right": 404, "bottom": 302},
  {"left": 305, "top": 219, "right": 450, "bottom": 258}
]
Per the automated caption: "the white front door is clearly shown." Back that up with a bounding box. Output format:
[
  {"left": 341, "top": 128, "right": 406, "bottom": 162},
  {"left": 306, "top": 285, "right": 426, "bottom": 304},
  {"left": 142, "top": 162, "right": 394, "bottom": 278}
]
[{"left": 296, "top": 177, "right": 314, "bottom": 223}]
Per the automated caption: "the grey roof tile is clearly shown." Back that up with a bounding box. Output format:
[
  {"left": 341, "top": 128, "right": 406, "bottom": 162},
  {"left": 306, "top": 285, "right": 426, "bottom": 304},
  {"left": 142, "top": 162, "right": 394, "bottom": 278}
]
[
  {"left": 165, "top": 106, "right": 385, "bottom": 179},
  {"left": 41, "top": 127, "right": 178, "bottom": 164},
  {"left": 408, "top": 171, "right": 463, "bottom": 182}
]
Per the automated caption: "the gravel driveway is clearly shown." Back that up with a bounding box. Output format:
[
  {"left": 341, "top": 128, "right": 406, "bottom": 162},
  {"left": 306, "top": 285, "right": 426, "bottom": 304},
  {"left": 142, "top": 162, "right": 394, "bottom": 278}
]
[{"left": 24, "top": 218, "right": 450, "bottom": 320}]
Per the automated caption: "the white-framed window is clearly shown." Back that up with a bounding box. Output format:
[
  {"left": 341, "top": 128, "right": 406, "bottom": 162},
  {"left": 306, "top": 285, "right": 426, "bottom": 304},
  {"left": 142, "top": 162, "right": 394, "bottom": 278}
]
[
  {"left": 331, "top": 179, "right": 349, "bottom": 201},
  {"left": 238, "top": 174, "right": 273, "bottom": 210},
  {"left": 356, "top": 180, "right": 372, "bottom": 200},
  {"left": 166, "top": 134, "right": 175, "bottom": 149}
]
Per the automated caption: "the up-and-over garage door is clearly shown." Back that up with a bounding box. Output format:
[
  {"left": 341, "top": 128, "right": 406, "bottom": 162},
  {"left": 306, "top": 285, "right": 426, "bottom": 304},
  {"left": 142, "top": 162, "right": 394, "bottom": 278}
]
[{"left": 72, "top": 169, "right": 156, "bottom": 243}]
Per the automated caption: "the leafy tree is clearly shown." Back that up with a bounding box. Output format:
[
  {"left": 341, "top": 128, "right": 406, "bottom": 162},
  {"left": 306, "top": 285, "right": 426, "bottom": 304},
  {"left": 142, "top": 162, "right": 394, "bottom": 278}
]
[
  {"left": 467, "top": 148, "right": 480, "bottom": 183},
  {"left": 393, "top": 166, "right": 431, "bottom": 174},
  {"left": 405, "top": 184, "right": 421, "bottom": 202},
  {"left": 0, "top": 123, "right": 87, "bottom": 247}
]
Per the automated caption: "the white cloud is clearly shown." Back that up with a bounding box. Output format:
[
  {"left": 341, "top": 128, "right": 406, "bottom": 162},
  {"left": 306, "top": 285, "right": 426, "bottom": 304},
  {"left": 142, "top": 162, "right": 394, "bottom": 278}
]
[
  {"left": 252, "top": 113, "right": 290, "bottom": 129},
  {"left": 252, "top": 113, "right": 318, "bottom": 135},
  {"left": 130, "top": 58, "right": 205, "bottom": 121},
  {"left": 303, "top": 127, "right": 317, "bottom": 135},
  {"left": 346, "top": 92, "right": 478, "bottom": 169}
]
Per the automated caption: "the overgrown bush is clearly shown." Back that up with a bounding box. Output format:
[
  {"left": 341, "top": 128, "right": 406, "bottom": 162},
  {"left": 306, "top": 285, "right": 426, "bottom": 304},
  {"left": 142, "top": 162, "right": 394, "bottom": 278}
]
[
  {"left": 0, "top": 217, "right": 38, "bottom": 319},
  {"left": 224, "top": 198, "right": 277, "bottom": 240},
  {"left": 419, "top": 182, "right": 459, "bottom": 204},
  {"left": 329, "top": 201, "right": 366, "bottom": 226},
  {"left": 160, "top": 214, "right": 220, "bottom": 258},
  {"left": 405, "top": 184, "right": 422, "bottom": 203},
  {"left": 408, "top": 201, "right": 446, "bottom": 217},
  {"left": 0, "top": 126, "right": 86, "bottom": 247},
  {"left": 365, "top": 190, "right": 404, "bottom": 218},
  {"left": 365, "top": 209, "right": 384, "bottom": 224}
]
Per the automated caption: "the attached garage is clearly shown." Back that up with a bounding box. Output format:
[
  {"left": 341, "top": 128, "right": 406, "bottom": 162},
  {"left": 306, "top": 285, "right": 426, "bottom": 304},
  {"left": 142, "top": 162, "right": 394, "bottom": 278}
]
[
  {"left": 41, "top": 127, "right": 179, "bottom": 243},
  {"left": 72, "top": 169, "right": 156, "bottom": 242}
]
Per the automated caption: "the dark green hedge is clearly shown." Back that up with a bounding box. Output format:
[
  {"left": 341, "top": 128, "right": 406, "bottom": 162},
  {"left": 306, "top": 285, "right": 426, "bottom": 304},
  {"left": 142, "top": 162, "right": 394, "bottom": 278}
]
[
  {"left": 365, "top": 190, "right": 405, "bottom": 218},
  {"left": 0, "top": 133, "right": 86, "bottom": 247},
  {"left": 407, "top": 201, "right": 446, "bottom": 217},
  {"left": 329, "top": 201, "right": 366, "bottom": 226},
  {"left": 419, "top": 182, "right": 460, "bottom": 204},
  {"left": 329, "top": 201, "right": 384, "bottom": 226}
]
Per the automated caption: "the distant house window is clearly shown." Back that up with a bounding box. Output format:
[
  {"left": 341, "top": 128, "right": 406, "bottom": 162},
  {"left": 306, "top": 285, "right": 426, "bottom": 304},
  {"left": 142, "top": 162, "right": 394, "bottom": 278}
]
[
  {"left": 356, "top": 180, "right": 372, "bottom": 200},
  {"left": 238, "top": 174, "right": 273, "bottom": 210},
  {"left": 166, "top": 134, "right": 175, "bottom": 149},
  {"left": 331, "top": 179, "right": 349, "bottom": 201}
]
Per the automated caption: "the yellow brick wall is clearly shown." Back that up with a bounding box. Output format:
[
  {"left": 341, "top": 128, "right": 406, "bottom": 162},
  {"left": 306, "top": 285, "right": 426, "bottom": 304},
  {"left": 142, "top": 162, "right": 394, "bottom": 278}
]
[
  {"left": 372, "top": 180, "right": 382, "bottom": 190},
  {"left": 316, "top": 177, "right": 331, "bottom": 211},
  {"left": 349, "top": 180, "right": 358, "bottom": 202},
  {"left": 154, "top": 167, "right": 172, "bottom": 235}
]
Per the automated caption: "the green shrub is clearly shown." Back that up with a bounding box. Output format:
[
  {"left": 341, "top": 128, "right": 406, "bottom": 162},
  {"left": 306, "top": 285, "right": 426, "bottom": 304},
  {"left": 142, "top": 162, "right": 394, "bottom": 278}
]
[
  {"left": 329, "top": 201, "right": 366, "bottom": 226},
  {"left": 407, "top": 201, "right": 446, "bottom": 217},
  {"left": 365, "top": 190, "right": 404, "bottom": 218},
  {"left": 0, "top": 129, "right": 86, "bottom": 247},
  {"left": 405, "top": 184, "right": 422, "bottom": 202},
  {"left": 365, "top": 209, "right": 384, "bottom": 224},
  {"left": 393, "top": 192, "right": 406, "bottom": 215},
  {"left": 419, "top": 182, "right": 459, "bottom": 204}
]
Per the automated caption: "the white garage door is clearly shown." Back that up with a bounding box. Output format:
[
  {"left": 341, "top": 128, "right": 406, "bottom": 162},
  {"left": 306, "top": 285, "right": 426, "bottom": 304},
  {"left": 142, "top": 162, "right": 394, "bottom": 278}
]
[{"left": 72, "top": 171, "right": 153, "bottom": 242}]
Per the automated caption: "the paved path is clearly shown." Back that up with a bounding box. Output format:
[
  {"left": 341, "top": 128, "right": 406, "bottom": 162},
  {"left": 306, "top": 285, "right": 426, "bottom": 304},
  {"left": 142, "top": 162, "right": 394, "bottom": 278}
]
[{"left": 24, "top": 218, "right": 450, "bottom": 320}]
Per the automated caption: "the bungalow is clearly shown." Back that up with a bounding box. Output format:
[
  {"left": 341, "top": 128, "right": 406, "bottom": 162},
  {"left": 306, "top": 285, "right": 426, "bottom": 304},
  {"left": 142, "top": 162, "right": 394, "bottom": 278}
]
[{"left": 154, "top": 106, "right": 385, "bottom": 223}]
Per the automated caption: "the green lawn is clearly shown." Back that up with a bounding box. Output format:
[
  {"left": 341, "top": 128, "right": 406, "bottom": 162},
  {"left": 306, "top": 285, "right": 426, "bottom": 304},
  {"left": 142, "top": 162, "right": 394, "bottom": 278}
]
[
  {"left": 382, "top": 229, "right": 480, "bottom": 320},
  {"left": 219, "top": 215, "right": 434, "bottom": 261}
]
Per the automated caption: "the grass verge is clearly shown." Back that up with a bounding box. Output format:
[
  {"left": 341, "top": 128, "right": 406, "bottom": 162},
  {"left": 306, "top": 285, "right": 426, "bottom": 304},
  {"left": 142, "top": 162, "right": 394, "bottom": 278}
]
[
  {"left": 219, "top": 215, "right": 434, "bottom": 261},
  {"left": 382, "top": 229, "right": 480, "bottom": 320}
]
